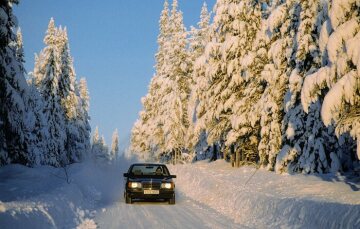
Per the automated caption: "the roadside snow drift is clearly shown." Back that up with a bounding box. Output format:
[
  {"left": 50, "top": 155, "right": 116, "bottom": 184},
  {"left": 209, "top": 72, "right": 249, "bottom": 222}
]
[
  {"left": 0, "top": 160, "right": 126, "bottom": 229},
  {"left": 169, "top": 160, "right": 360, "bottom": 229}
]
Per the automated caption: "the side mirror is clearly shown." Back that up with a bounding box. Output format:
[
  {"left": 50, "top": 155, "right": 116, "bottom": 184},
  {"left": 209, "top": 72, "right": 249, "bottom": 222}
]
[
  {"left": 123, "top": 173, "right": 129, "bottom": 177},
  {"left": 170, "top": 175, "right": 176, "bottom": 178}
]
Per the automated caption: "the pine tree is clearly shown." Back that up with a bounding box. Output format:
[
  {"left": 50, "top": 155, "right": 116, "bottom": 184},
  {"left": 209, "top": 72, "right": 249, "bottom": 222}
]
[
  {"left": 251, "top": 0, "right": 299, "bottom": 171},
  {"left": 224, "top": 0, "right": 265, "bottom": 164},
  {"left": 57, "top": 28, "right": 83, "bottom": 163},
  {"left": 196, "top": 0, "right": 235, "bottom": 158},
  {"left": 77, "top": 78, "right": 91, "bottom": 159},
  {"left": 25, "top": 80, "right": 48, "bottom": 165},
  {"left": 34, "top": 18, "right": 67, "bottom": 167},
  {"left": 32, "top": 51, "right": 46, "bottom": 89},
  {"left": 110, "top": 129, "right": 119, "bottom": 161},
  {"left": 91, "top": 126, "right": 102, "bottom": 159},
  {"left": 91, "top": 127, "right": 109, "bottom": 162},
  {"left": 196, "top": 0, "right": 264, "bottom": 164},
  {"left": 130, "top": 0, "right": 170, "bottom": 159},
  {"left": 131, "top": 0, "right": 191, "bottom": 163},
  {"left": 161, "top": 0, "right": 191, "bottom": 163},
  {"left": 130, "top": 119, "right": 151, "bottom": 160},
  {"left": 0, "top": 0, "right": 34, "bottom": 165},
  {"left": 100, "top": 135, "right": 109, "bottom": 160},
  {"left": 187, "top": 2, "right": 211, "bottom": 159},
  {"left": 275, "top": 0, "right": 342, "bottom": 173},
  {"left": 301, "top": 0, "right": 360, "bottom": 167}
]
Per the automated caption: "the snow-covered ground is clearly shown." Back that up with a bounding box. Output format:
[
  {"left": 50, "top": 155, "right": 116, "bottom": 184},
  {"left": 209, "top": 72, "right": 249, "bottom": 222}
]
[
  {"left": 170, "top": 160, "right": 360, "bottom": 228},
  {"left": 0, "top": 159, "right": 359, "bottom": 229}
]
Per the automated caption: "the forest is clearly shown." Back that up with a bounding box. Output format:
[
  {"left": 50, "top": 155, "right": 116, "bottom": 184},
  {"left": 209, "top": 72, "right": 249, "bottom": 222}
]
[
  {"left": 0, "top": 1, "right": 119, "bottom": 168},
  {"left": 131, "top": 0, "right": 360, "bottom": 173}
]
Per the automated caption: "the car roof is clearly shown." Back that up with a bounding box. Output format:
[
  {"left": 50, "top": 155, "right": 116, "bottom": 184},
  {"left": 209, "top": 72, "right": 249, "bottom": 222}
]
[{"left": 130, "top": 163, "right": 167, "bottom": 167}]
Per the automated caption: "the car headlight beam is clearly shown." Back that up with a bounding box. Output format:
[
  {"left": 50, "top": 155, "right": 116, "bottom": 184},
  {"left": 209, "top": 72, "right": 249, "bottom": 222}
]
[
  {"left": 161, "top": 183, "right": 172, "bottom": 189},
  {"left": 129, "top": 182, "right": 142, "bottom": 188}
]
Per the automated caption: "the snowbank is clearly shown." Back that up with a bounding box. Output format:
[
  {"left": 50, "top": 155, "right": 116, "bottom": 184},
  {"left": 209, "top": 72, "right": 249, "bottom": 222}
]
[
  {"left": 0, "top": 159, "right": 131, "bottom": 229},
  {"left": 169, "top": 160, "right": 360, "bottom": 229}
]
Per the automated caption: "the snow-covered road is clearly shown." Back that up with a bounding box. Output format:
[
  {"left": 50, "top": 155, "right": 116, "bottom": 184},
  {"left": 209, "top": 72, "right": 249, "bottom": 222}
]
[{"left": 96, "top": 194, "right": 244, "bottom": 229}]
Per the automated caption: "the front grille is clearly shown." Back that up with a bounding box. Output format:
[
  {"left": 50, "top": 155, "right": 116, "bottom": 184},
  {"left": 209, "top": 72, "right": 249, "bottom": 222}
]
[{"left": 142, "top": 182, "right": 161, "bottom": 189}]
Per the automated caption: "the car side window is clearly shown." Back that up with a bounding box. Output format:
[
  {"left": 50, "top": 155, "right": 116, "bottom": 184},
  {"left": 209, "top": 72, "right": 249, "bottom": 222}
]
[{"left": 162, "top": 166, "right": 170, "bottom": 176}]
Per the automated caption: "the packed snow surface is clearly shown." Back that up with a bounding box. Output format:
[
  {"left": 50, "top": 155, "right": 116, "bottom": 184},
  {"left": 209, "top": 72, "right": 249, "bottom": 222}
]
[{"left": 0, "top": 159, "right": 359, "bottom": 229}]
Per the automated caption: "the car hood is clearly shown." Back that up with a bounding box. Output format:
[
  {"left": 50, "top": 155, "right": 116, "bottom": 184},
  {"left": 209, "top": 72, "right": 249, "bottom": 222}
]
[{"left": 128, "top": 177, "right": 173, "bottom": 182}]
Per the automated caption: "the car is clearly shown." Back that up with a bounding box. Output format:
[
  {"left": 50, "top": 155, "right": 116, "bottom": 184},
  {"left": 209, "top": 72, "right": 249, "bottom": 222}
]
[{"left": 123, "top": 163, "right": 176, "bottom": 205}]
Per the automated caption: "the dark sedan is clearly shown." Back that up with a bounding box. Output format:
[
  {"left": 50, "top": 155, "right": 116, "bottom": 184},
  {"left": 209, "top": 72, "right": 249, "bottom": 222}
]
[{"left": 123, "top": 163, "right": 176, "bottom": 204}]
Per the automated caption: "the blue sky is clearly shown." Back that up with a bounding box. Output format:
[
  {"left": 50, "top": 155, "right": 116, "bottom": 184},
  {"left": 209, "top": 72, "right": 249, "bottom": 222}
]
[{"left": 14, "top": 0, "right": 216, "bottom": 149}]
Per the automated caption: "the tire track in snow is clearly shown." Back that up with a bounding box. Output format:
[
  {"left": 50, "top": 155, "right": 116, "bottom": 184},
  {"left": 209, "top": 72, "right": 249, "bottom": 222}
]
[{"left": 95, "top": 192, "right": 247, "bottom": 229}]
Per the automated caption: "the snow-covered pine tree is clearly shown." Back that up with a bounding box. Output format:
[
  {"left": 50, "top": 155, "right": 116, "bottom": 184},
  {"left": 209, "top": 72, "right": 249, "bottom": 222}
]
[
  {"left": 93, "top": 128, "right": 110, "bottom": 161},
  {"left": 91, "top": 126, "right": 108, "bottom": 161},
  {"left": 130, "top": 0, "right": 170, "bottom": 160},
  {"left": 130, "top": 119, "right": 149, "bottom": 160},
  {"left": 0, "top": 0, "right": 34, "bottom": 165},
  {"left": 161, "top": 0, "right": 191, "bottom": 163},
  {"left": 100, "top": 135, "right": 110, "bottom": 160},
  {"left": 149, "top": 0, "right": 171, "bottom": 158},
  {"left": 224, "top": 0, "right": 265, "bottom": 164},
  {"left": 110, "top": 129, "right": 119, "bottom": 161},
  {"left": 14, "top": 26, "right": 49, "bottom": 166},
  {"left": 301, "top": 0, "right": 360, "bottom": 167},
  {"left": 276, "top": 0, "right": 342, "bottom": 174},
  {"left": 77, "top": 77, "right": 91, "bottom": 159},
  {"left": 196, "top": 0, "right": 263, "bottom": 164},
  {"left": 25, "top": 79, "right": 49, "bottom": 165},
  {"left": 34, "top": 18, "right": 67, "bottom": 167},
  {"left": 57, "top": 27, "right": 83, "bottom": 163},
  {"left": 32, "top": 51, "right": 46, "bottom": 89},
  {"left": 249, "top": 0, "right": 299, "bottom": 171},
  {"left": 132, "top": 0, "right": 191, "bottom": 163},
  {"left": 187, "top": 2, "right": 211, "bottom": 160},
  {"left": 293, "top": 0, "right": 338, "bottom": 174},
  {"left": 91, "top": 126, "right": 100, "bottom": 155},
  {"left": 14, "top": 28, "right": 53, "bottom": 166},
  {"left": 196, "top": 0, "right": 236, "bottom": 160}
]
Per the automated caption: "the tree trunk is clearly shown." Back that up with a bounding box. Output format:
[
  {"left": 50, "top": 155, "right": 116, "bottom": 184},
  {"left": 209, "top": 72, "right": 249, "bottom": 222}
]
[
  {"left": 211, "top": 143, "right": 217, "bottom": 161},
  {"left": 236, "top": 149, "right": 240, "bottom": 168},
  {"left": 172, "top": 149, "right": 175, "bottom": 165},
  {"left": 230, "top": 144, "right": 235, "bottom": 167},
  {"left": 175, "top": 149, "right": 177, "bottom": 165}
]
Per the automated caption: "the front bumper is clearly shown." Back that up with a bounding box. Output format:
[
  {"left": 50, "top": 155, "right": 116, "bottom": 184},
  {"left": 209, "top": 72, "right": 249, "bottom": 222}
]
[{"left": 126, "top": 188, "right": 175, "bottom": 200}]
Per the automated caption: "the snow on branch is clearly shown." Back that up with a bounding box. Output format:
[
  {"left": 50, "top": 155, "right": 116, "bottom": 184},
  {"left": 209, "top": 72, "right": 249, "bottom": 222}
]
[
  {"left": 321, "top": 70, "right": 358, "bottom": 126},
  {"left": 329, "top": 0, "right": 359, "bottom": 29},
  {"left": 266, "top": 3, "right": 286, "bottom": 34},
  {"left": 327, "top": 18, "right": 359, "bottom": 64},
  {"left": 301, "top": 66, "right": 330, "bottom": 113}
]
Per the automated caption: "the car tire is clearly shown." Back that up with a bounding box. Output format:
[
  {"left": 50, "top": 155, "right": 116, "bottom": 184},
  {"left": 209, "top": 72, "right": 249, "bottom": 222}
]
[
  {"left": 168, "top": 194, "right": 175, "bottom": 205},
  {"left": 125, "top": 193, "right": 132, "bottom": 204}
]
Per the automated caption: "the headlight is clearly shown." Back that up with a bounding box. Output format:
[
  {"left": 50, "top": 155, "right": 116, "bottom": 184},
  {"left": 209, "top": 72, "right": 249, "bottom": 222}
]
[
  {"left": 129, "top": 182, "right": 142, "bottom": 188},
  {"left": 161, "top": 183, "right": 173, "bottom": 189}
]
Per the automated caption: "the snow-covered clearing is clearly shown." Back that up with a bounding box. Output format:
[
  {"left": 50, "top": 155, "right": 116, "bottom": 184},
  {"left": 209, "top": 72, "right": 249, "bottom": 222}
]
[{"left": 0, "top": 159, "right": 359, "bottom": 229}]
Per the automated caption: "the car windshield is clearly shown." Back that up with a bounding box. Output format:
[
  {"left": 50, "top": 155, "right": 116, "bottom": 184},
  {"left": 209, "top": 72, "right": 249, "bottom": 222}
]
[{"left": 130, "top": 165, "right": 170, "bottom": 176}]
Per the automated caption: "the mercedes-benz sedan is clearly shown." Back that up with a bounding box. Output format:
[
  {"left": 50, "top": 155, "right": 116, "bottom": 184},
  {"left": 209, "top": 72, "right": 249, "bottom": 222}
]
[{"left": 123, "top": 163, "right": 176, "bottom": 204}]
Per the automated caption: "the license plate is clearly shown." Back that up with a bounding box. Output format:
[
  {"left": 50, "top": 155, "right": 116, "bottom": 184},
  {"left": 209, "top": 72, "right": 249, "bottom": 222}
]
[{"left": 144, "top": 190, "right": 159, "bottom": 195}]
